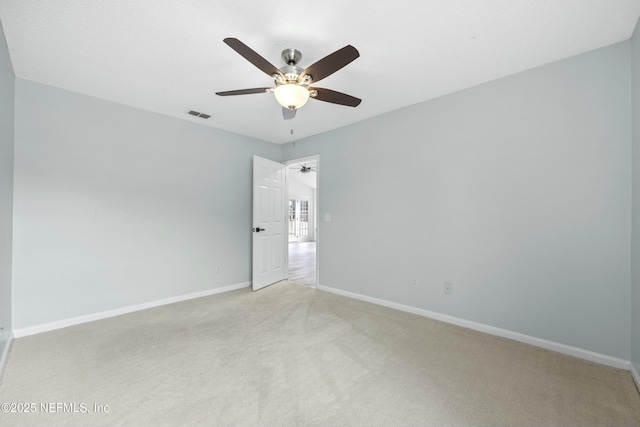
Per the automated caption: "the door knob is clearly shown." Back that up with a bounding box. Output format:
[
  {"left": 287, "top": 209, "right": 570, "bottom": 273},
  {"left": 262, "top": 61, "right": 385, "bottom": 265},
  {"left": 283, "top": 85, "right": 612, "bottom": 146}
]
[{"left": 253, "top": 227, "right": 265, "bottom": 232}]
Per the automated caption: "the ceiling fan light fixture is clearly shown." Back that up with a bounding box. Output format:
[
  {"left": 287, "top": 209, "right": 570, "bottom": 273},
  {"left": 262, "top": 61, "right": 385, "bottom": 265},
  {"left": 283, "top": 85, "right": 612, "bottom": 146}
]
[{"left": 274, "top": 84, "right": 309, "bottom": 110}]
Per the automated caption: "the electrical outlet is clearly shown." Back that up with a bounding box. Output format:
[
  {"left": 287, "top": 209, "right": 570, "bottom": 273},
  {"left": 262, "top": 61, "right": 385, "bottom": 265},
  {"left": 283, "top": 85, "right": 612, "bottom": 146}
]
[
  {"left": 411, "top": 278, "right": 418, "bottom": 288},
  {"left": 444, "top": 282, "right": 453, "bottom": 295}
]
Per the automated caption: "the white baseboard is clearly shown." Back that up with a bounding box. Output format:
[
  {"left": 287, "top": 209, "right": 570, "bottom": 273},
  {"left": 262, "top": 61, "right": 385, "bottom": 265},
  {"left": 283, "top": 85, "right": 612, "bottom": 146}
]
[
  {"left": 0, "top": 332, "right": 14, "bottom": 380},
  {"left": 317, "top": 285, "right": 631, "bottom": 371},
  {"left": 631, "top": 362, "right": 640, "bottom": 391},
  {"left": 13, "top": 282, "right": 251, "bottom": 338}
]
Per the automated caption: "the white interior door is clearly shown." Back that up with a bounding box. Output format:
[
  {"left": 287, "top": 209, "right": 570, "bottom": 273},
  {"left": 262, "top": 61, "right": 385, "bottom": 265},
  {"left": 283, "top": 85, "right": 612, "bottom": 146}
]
[{"left": 252, "top": 155, "right": 287, "bottom": 291}]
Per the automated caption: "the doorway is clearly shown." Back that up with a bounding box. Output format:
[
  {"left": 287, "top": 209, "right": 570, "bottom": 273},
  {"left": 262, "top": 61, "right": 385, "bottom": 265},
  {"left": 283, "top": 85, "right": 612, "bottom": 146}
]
[{"left": 286, "top": 156, "right": 318, "bottom": 287}]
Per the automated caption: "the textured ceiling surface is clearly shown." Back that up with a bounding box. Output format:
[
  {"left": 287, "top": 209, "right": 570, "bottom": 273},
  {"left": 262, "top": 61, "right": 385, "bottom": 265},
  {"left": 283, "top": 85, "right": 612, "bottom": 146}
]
[{"left": 1, "top": 0, "right": 639, "bottom": 144}]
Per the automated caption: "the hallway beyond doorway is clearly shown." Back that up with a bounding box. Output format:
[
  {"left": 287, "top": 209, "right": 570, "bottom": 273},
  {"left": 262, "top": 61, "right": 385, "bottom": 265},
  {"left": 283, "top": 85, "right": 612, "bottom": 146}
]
[{"left": 288, "top": 241, "right": 316, "bottom": 287}]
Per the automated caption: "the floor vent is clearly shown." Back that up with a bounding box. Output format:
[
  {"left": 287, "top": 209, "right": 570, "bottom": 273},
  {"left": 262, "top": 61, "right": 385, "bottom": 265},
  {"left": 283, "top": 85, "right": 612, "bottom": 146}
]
[{"left": 188, "top": 110, "right": 211, "bottom": 119}]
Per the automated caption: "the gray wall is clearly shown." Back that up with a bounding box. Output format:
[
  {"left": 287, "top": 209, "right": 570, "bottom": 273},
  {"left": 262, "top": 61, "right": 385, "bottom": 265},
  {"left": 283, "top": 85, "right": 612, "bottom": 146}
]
[
  {"left": 284, "top": 42, "right": 632, "bottom": 360},
  {"left": 631, "top": 17, "right": 640, "bottom": 375},
  {"left": 12, "top": 80, "right": 281, "bottom": 329},
  {"left": 0, "top": 21, "right": 14, "bottom": 354}
]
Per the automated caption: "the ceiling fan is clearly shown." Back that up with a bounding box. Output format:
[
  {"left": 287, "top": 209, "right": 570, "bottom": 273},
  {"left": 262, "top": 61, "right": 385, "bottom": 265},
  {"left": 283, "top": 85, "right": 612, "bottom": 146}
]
[
  {"left": 296, "top": 164, "right": 316, "bottom": 174},
  {"left": 216, "top": 38, "right": 361, "bottom": 120}
]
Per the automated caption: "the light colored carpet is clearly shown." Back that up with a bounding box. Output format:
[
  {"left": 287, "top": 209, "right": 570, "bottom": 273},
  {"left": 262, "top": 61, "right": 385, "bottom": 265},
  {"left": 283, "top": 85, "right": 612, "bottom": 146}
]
[{"left": 0, "top": 281, "right": 639, "bottom": 426}]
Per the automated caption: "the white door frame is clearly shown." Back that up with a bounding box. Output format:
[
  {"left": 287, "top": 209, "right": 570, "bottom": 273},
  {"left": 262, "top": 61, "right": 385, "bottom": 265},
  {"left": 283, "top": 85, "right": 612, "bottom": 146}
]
[{"left": 285, "top": 155, "right": 320, "bottom": 287}]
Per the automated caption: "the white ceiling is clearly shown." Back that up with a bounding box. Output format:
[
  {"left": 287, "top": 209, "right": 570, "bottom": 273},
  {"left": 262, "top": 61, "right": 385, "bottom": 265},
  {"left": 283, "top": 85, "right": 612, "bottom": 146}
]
[{"left": 1, "top": 1, "right": 639, "bottom": 144}]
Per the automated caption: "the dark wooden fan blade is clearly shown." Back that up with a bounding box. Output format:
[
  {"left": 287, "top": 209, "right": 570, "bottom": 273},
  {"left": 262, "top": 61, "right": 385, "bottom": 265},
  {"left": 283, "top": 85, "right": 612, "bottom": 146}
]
[
  {"left": 223, "top": 38, "right": 284, "bottom": 78},
  {"left": 282, "top": 107, "right": 296, "bottom": 120},
  {"left": 310, "top": 87, "right": 361, "bottom": 107},
  {"left": 215, "top": 88, "right": 271, "bottom": 96},
  {"left": 299, "top": 45, "right": 359, "bottom": 84}
]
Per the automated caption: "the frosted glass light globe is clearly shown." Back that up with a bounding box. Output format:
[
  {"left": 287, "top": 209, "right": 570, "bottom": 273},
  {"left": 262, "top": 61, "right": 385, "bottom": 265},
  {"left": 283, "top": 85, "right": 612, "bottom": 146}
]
[{"left": 274, "top": 84, "right": 309, "bottom": 109}]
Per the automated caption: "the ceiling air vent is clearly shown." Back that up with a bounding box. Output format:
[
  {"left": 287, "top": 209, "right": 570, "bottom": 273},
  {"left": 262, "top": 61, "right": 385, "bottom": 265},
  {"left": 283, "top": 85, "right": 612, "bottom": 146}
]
[{"left": 188, "top": 110, "right": 211, "bottom": 119}]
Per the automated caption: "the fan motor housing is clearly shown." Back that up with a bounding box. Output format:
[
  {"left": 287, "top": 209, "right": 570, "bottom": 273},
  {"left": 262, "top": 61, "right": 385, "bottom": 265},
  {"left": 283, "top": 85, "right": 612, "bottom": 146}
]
[
  {"left": 278, "top": 64, "right": 304, "bottom": 82},
  {"left": 277, "top": 49, "right": 306, "bottom": 84}
]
